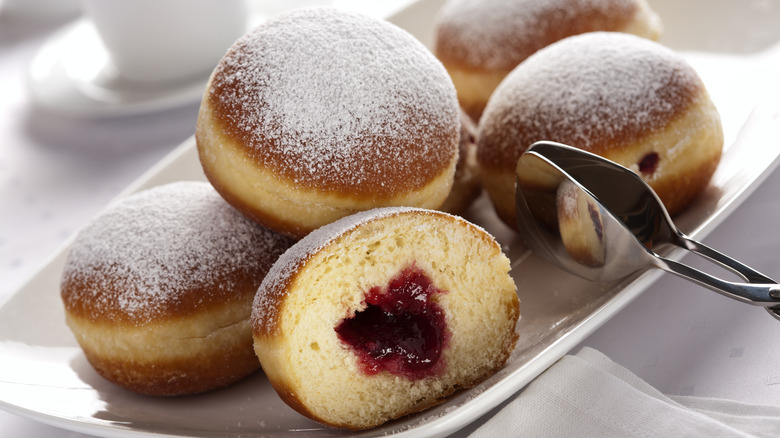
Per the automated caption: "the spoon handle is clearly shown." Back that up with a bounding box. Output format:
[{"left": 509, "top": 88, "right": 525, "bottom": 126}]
[
  {"left": 659, "top": 235, "right": 780, "bottom": 320},
  {"left": 652, "top": 254, "right": 780, "bottom": 320},
  {"left": 673, "top": 233, "right": 776, "bottom": 284}
]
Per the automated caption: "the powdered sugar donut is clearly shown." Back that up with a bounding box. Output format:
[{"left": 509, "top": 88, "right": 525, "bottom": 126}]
[
  {"left": 60, "top": 182, "right": 293, "bottom": 396},
  {"left": 251, "top": 207, "right": 519, "bottom": 430},
  {"left": 197, "top": 7, "right": 460, "bottom": 239},
  {"left": 479, "top": 32, "right": 723, "bottom": 229},
  {"left": 434, "top": 0, "right": 662, "bottom": 121}
]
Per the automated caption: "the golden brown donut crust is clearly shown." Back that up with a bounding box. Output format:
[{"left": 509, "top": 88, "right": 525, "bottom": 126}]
[
  {"left": 477, "top": 32, "right": 723, "bottom": 228},
  {"left": 197, "top": 8, "right": 460, "bottom": 238},
  {"left": 62, "top": 262, "right": 270, "bottom": 325},
  {"left": 435, "top": 0, "right": 648, "bottom": 72},
  {"left": 203, "top": 85, "right": 457, "bottom": 197},
  {"left": 433, "top": 0, "right": 662, "bottom": 121},
  {"left": 66, "top": 302, "right": 260, "bottom": 396},
  {"left": 60, "top": 182, "right": 293, "bottom": 395},
  {"left": 477, "top": 64, "right": 702, "bottom": 168}
]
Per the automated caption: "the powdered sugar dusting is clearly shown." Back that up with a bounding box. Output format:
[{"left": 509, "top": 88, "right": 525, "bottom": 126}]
[
  {"left": 61, "top": 182, "right": 293, "bottom": 324},
  {"left": 479, "top": 32, "right": 703, "bottom": 167},
  {"left": 209, "top": 7, "right": 459, "bottom": 194},
  {"left": 435, "top": 0, "right": 641, "bottom": 70}
]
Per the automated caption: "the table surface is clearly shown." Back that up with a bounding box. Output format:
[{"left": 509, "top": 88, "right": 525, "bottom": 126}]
[{"left": 3, "top": 2, "right": 780, "bottom": 437}]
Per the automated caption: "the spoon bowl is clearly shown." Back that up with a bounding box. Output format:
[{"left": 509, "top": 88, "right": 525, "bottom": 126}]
[{"left": 515, "top": 141, "right": 780, "bottom": 319}]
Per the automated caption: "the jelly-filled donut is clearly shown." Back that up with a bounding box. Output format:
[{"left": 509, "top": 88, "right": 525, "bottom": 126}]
[
  {"left": 60, "top": 182, "right": 293, "bottom": 396},
  {"left": 434, "top": 0, "right": 662, "bottom": 121},
  {"left": 197, "top": 7, "right": 460, "bottom": 239},
  {"left": 251, "top": 207, "right": 519, "bottom": 430},
  {"left": 479, "top": 32, "right": 723, "bottom": 229}
]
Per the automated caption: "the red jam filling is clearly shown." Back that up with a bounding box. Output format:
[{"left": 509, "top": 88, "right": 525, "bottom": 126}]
[
  {"left": 335, "top": 265, "right": 450, "bottom": 380},
  {"left": 638, "top": 152, "right": 659, "bottom": 175}
]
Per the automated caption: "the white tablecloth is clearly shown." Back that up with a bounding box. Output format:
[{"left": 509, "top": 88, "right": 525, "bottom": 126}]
[{"left": 2, "top": 2, "right": 780, "bottom": 437}]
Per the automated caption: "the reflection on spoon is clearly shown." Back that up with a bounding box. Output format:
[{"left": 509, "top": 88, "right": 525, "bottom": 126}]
[{"left": 556, "top": 180, "right": 605, "bottom": 268}]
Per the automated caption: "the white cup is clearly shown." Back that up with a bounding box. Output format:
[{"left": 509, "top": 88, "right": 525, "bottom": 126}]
[{"left": 80, "top": 0, "right": 247, "bottom": 83}]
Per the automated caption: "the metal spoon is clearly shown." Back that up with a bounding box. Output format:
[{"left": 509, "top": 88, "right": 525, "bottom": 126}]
[{"left": 514, "top": 141, "right": 780, "bottom": 319}]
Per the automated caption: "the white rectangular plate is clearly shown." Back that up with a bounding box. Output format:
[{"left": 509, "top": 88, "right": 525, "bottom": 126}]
[{"left": 2, "top": 0, "right": 780, "bottom": 437}]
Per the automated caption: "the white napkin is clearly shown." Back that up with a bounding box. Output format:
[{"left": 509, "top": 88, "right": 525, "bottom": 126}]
[{"left": 470, "top": 347, "right": 780, "bottom": 437}]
